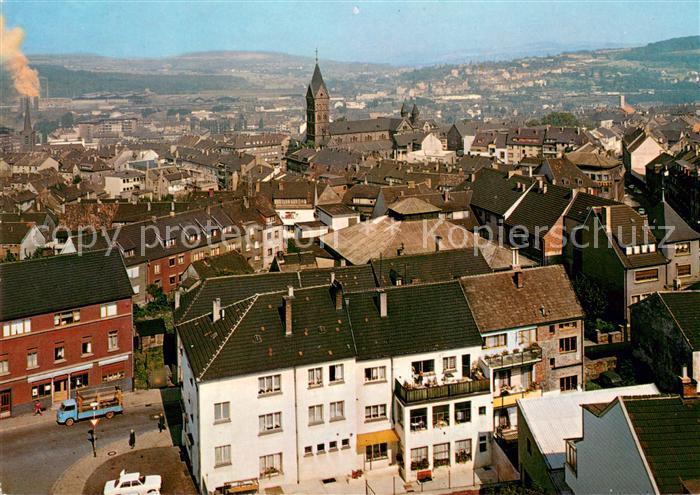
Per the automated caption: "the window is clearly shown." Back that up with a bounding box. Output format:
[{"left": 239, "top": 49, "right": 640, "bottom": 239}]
[
  {"left": 258, "top": 374, "right": 281, "bottom": 395},
  {"left": 169, "top": 257, "right": 176, "bottom": 267},
  {"left": 133, "top": 285, "right": 140, "bottom": 295},
  {"left": 330, "top": 401, "right": 345, "bottom": 421},
  {"left": 103, "top": 371, "right": 125, "bottom": 383},
  {"left": 267, "top": 248, "right": 273, "bottom": 256},
  {"left": 455, "top": 439, "right": 472, "bottom": 463},
  {"left": 443, "top": 356, "right": 456, "bottom": 371},
  {"left": 308, "top": 367, "right": 323, "bottom": 387},
  {"left": 550, "top": 358, "right": 556, "bottom": 368},
  {"left": 32, "top": 383, "right": 52, "bottom": 398},
  {"left": 127, "top": 266, "right": 139, "bottom": 278},
  {"left": 341, "top": 438, "right": 350, "bottom": 449},
  {"left": 214, "top": 402, "right": 230, "bottom": 423},
  {"left": 517, "top": 329, "right": 536, "bottom": 346},
  {"left": 631, "top": 293, "right": 652, "bottom": 305},
  {"left": 483, "top": 333, "right": 507, "bottom": 348},
  {"left": 214, "top": 445, "right": 231, "bottom": 467},
  {"left": 260, "top": 453, "right": 282, "bottom": 477},
  {"left": 677, "top": 264, "right": 692, "bottom": 278},
  {"left": 566, "top": 441, "right": 577, "bottom": 475},
  {"left": 411, "top": 359, "right": 435, "bottom": 374},
  {"left": 169, "top": 275, "right": 177, "bottom": 285},
  {"left": 81, "top": 340, "right": 93, "bottom": 355},
  {"left": 433, "top": 443, "right": 450, "bottom": 468},
  {"left": 559, "top": 321, "right": 577, "bottom": 330},
  {"left": 329, "top": 440, "right": 338, "bottom": 450},
  {"left": 433, "top": 404, "right": 450, "bottom": 428},
  {"left": 410, "top": 447, "right": 428, "bottom": 471},
  {"left": 675, "top": 242, "right": 690, "bottom": 256},
  {"left": 26, "top": 351, "right": 38, "bottom": 369},
  {"left": 54, "top": 345, "right": 65, "bottom": 362},
  {"left": 54, "top": 310, "right": 80, "bottom": 326},
  {"left": 259, "top": 412, "right": 282, "bottom": 433},
  {"left": 559, "top": 337, "right": 577, "bottom": 353},
  {"left": 177, "top": 255, "right": 185, "bottom": 265},
  {"left": 108, "top": 331, "right": 119, "bottom": 351},
  {"left": 455, "top": 401, "right": 471, "bottom": 424},
  {"left": 634, "top": 269, "right": 658, "bottom": 283},
  {"left": 153, "top": 264, "right": 161, "bottom": 275},
  {"left": 100, "top": 303, "right": 117, "bottom": 318},
  {"left": 304, "top": 446, "right": 312, "bottom": 456},
  {"left": 329, "top": 364, "right": 344, "bottom": 383},
  {"left": 366, "top": 443, "right": 388, "bottom": 461},
  {"left": 308, "top": 405, "right": 323, "bottom": 425},
  {"left": 0, "top": 360, "right": 8, "bottom": 375},
  {"left": 479, "top": 434, "right": 488, "bottom": 453},
  {"left": 478, "top": 406, "right": 486, "bottom": 416},
  {"left": 3, "top": 318, "right": 31, "bottom": 337},
  {"left": 71, "top": 373, "right": 88, "bottom": 389},
  {"left": 410, "top": 408, "right": 427, "bottom": 431},
  {"left": 364, "top": 366, "right": 386, "bottom": 383},
  {"left": 560, "top": 375, "right": 578, "bottom": 391},
  {"left": 365, "top": 404, "right": 387, "bottom": 421}
]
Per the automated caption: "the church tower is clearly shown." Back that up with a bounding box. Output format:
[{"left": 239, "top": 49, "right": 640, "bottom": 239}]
[
  {"left": 306, "top": 55, "right": 330, "bottom": 147},
  {"left": 19, "top": 97, "right": 36, "bottom": 152}
]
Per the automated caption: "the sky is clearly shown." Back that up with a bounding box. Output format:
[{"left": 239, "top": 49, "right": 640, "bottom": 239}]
[{"left": 2, "top": 1, "right": 699, "bottom": 65}]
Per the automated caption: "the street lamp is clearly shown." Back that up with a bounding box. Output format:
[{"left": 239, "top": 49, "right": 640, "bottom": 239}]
[{"left": 90, "top": 401, "right": 99, "bottom": 457}]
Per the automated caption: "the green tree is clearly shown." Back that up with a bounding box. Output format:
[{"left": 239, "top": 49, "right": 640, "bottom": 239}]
[
  {"left": 258, "top": 117, "right": 264, "bottom": 130},
  {"left": 538, "top": 112, "right": 581, "bottom": 127},
  {"left": 72, "top": 175, "right": 82, "bottom": 184},
  {"left": 60, "top": 112, "right": 74, "bottom": 127}
]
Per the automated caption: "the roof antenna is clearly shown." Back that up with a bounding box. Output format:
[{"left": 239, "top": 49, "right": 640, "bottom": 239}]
[{"left": 315, "top": 48, "right": 318, "bottom": 64}]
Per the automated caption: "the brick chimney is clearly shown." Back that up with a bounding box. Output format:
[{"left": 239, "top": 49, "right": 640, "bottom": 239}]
[
  {"left": 331, "top": 278, "right": 343, "bottom": 311},
  {"left": 435, "top": 235, "right": 442, "bottom": 252},
  {"left": 377, "top": 289, "right": 387, "bottom": 318},
  {"left": 603, "top": 205, "right": 612, "bottom": 233},
  {"left": 212, "top": 297, "right": 222, "bottom": 322},
  {"left": 680, "top": 366, "right": 698, "bottom": 398},
  {"left": 513, "top": 269, "right": 524, "bottom": 289},
  {"left": 174, "top": 290, "right": 181, "bottom": 310},
  {"left": 283, "top": 286, "right": 295, "bottom": 336}
]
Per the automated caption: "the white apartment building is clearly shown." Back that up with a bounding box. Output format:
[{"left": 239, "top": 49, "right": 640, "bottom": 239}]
[
  {"left": 177, "top": 279, "right": 494, "bottom": 494},
  {"left": 103, "top": 170, "right": 145, "bottom": 198}
]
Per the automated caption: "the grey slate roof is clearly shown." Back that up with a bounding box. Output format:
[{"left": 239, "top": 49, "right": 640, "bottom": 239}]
[
  {"left": 657, "top": 291, "right": 700, "bottom": 350},
  {"left": 0, "top": 249, "right": 133, "bottom": 321},
  {"left": 470, "top": 168, "right": 533, "bottom": 216},
  {"left": 648, "top": 200, "right": 700, "bottom": 244}
]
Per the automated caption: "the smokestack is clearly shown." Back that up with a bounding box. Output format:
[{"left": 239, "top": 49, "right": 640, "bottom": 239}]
[
  {"left": 212, "top": 297, "right": 222, "bottom": 322},
  {"left": 283, "top": 286, "right": 295, "bottom": 336},
  {"left": 377, "top": 289, "right": 387, "bottom": 318}
]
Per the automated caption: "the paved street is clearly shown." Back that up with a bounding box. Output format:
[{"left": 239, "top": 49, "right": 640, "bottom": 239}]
[{"left": 0, "top": 391, "right": 165, "bottom": 495}]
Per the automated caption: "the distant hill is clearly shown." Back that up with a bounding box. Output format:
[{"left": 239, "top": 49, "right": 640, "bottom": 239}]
[{"left": 616, "top": 35, "right": 700, "bottom": 66}]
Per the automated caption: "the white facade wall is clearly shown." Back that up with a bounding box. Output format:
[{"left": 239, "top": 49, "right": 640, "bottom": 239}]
[
  {"left": 565, "top": 404, "right": 655, "bottom": 495},
  {"left": 630, "top": 138, "right": 663, "bottom": 181},
  {"left": 316, "top": 210, "right": 359, "bottom": 231}
]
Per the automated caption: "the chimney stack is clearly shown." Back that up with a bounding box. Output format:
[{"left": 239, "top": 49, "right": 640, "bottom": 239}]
[
  {"left": 435, "top": 235, "right": 442, "bottom": 252},
  {"left": 603, "top": 206, "right": 612, "bottom": 233},
  {"left": 513, "top": 269, "right": 524, "bottom": 289},
  {"left": 174, "top": 290, "right": 181, "bottom": 310},
  {"left": 377, "top": 289, "right": 388, "bottom": 318},
  {"left": 283, "top": 286, "right": 295, "bottom": 336},
  {"left": 212, "top": 297, "right": 222, "bottom": 322},
  {"left": 679, "top": 366, "right": 698, "bottom": 398},
  {"left": 511, "top": 248, "right": 520, "bottom": 269},
  {"left": 331, "top": 278, "right": 343, "bottom": 311}
]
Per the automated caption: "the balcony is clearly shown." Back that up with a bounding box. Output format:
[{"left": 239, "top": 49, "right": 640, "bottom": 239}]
[
  {"left": 492, "top": 388, "right": 543, "bottom": 409},
  {"left": 394, "top": 378, "right": 490, "bottom": 405},
  {"left": 481, "top": 346, "right": 542, "bottom": 371}
]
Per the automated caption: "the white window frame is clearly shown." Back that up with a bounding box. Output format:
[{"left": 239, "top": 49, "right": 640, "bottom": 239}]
[
  {"left": 329, "top": 364, "right": 344, "bottom": 383},
  {"left": 442, "top": 356, "right": 456, "bottom": 371},
  {"left": 330, "top": 401, "right": 345, "bottom": 421},
  {"left": 258, "top": 374, "right": 281, "bottom": 395},
  {"left": 364, "top": 366, "right": 386, "bottom": 383},
  {"left": 308, "top": 367, "right": 323, "bottom": 387},
  {"left": 100, "top": 303, "right": 118, "bottom": 318},
  {"left": 214, "top": 445, "right": 231, "bottom": 467},
  {"left": 214, "top": 402, "right": 230, "bottom": 423},
  {"left": 259, "top": 412, "right": 282, "bottom": 433},
  {"left": 365, "top": 404, "right": 387, "bottom": 421},
  {"left": 259, "top": 453, "right": 282, "bottom": 477},
  {"left": 308, "top": 405, "right": 323, "bottom": 425}
]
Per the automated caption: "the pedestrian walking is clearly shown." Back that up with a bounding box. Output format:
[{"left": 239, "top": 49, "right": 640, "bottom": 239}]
[
  {"left": 158, "top": 412, "right": 165, "bottom": 433},
  {"left": 129, "top": 429, "right": 136, "bottom": 449},
  {"left": 33, "top": 400, "right": 42, "bottom": 416}
]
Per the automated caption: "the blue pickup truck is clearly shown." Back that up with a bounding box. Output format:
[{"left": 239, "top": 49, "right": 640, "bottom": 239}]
[{"left": 56, "top": 387, "right": 124, "bottom": 426}]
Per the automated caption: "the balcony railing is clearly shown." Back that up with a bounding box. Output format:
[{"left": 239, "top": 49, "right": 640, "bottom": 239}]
[
  {"left": 482, "top": 346, "right": 542, "bottom": 370},
  {"left": 394, "top": 378, "right": 490, "bottom": 405},
  {"left": 492, "top": 388, "right": 543, "bottom": 409}
]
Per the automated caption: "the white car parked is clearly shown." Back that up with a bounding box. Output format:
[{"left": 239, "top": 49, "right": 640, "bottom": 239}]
[{"left": 103, "top": 470, "right": 162, "bottom": 495}]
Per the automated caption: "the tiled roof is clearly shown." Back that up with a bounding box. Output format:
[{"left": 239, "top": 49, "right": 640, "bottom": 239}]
[
  {"left": 350, "top": 281, "right": 483, "bottom": 360},
  {"left": 647, "top": 201, "right": 700, "bottom": 244},
  {"left": 460, "top": 265, "right": 583, "bottom": 333},
  {"left": 0, "top": 249, "right": 133, "bottom": 321},
  {"left": 565, "top": 191, "right": 619, "bottom": 224},
  {"left": 657, "top": 291, "right": 700, "bottom": 350},
  {"left": 175, "top": 265, "right": 376, "bottom": 324},
  {"left": 505, "top": 183, "right": 574, "bottom": 235},
  {"left": 191, "top": 252, "right": 254, "bottom": 279},
  {"left": 622, "top": 395, "right": 700, "bottom": 494},
  {"left": 370, "top": 249, "right": 491, "bottom": 287},
  {"left": 470, "top": 168, "right": 533, "bottom": 216}
]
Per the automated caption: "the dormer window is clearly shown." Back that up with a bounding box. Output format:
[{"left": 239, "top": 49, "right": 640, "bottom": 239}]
[
  {"left": 165, "top": 238, "right": 176, "bottom": 248},
  {"left": 633, "top": 245, "right": 640, "bottom": 255}
]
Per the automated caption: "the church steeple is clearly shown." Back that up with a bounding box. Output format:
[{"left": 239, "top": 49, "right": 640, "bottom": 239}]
[
  {"left": 19, "top": 97, "right": 36, "bottom": 152},
  {"left": 400, "top": 101, "right": 409, "bottom": 118},
  {"left": 306, "top": 55, "right": 330, "bottom": 147}
]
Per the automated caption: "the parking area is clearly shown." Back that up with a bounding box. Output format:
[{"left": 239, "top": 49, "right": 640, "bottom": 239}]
[{"left": 82, "top": 446, "right": 197, "bottom": 495}]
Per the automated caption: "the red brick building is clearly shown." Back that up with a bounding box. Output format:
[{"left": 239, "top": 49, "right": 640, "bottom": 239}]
[{"left": 0, "top": 249, "right": 134, "bottom": 417}]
